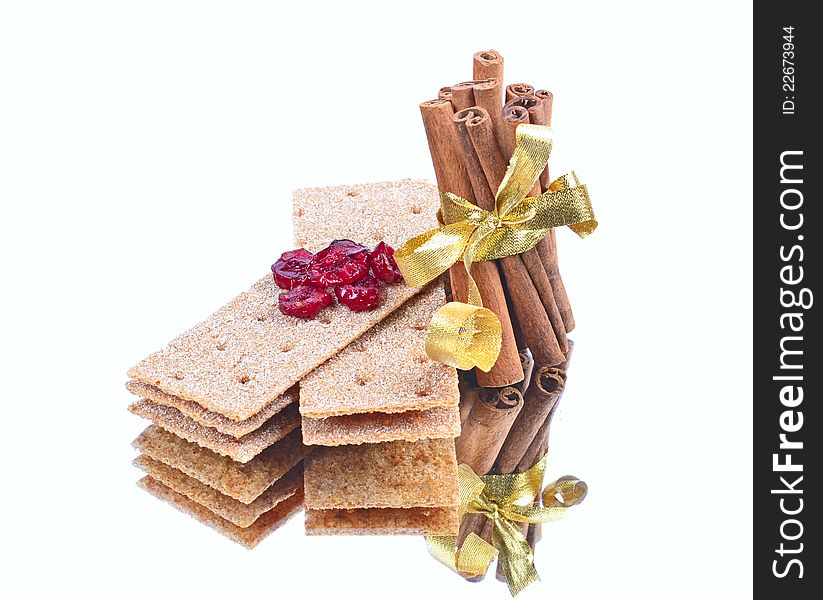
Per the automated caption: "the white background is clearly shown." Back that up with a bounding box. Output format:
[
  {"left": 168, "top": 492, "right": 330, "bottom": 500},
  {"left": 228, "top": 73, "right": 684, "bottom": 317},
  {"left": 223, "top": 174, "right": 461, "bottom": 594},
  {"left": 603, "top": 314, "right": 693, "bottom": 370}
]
[{"left": 1, "top": 1, "right": 753, "bottom": 598}]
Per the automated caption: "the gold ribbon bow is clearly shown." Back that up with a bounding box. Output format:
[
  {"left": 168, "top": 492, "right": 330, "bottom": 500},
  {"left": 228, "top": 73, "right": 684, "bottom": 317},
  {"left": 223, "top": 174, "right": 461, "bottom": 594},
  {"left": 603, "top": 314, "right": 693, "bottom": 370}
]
[
  {"left": 426, "top": 455, "right": 587, "bottom": 596},
  {"left": 395, "top": 124, "right": 597, "bottom": 371}
]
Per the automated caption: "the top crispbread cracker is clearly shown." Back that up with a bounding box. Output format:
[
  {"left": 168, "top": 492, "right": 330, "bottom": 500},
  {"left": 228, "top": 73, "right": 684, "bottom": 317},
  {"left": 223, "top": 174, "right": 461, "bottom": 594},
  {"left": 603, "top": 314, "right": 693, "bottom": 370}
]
[
  {"left": 303, "top": 438, "right": 459, "bottom": 509},
  {"left": 127, "top": 180, "right": 439, "bottom": 421},
  {"left": 126, "top": 380, "right": 297, "bottom": 439},
  {"left": 299, "top": 285, "right": 459, "bottom": 418}
]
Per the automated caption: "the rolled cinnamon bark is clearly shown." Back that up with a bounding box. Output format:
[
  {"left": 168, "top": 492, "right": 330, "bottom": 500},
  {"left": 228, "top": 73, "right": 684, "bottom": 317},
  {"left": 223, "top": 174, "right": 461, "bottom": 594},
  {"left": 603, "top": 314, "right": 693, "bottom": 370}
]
[
  {"left": 472, "top": 49, "right": 504, "bottom": 81},
  {"left": 505, "top": 82, "right": 535, "bottom": 102},
  {"left": 472, "top": 78, "right": 507, "bottom": 158},
  {"left": 419, "top": 99, "right": 524, "bottom": 387},
  {"left": 456, "top": 107, "right": 564, "bottom": 367},
  {"left": 527, "top": 96, "right": 575, "bottom": 333},
  {"left": 516, "top": 341, "right": 572, "bottom": 473},
  {"left": 438, "top": 86, "right": 453, "bottom": 101},
  {"left": 502, "top": 96, "right": 576, "bottom": 334},
  {"left": 534, "top": 90, "right": 554, "bottom": 125},
  {"left": 451, "top": 81, "right": 478, "bottom": 111},
  {"left": 493, "top": 357, "right": 570, "bottom": 474},
  {"left": 501, "top": 103, "right": 530, "bottom": 160},
  {"left": 455, "top": 387, "right": 523, "bottom": 475}
]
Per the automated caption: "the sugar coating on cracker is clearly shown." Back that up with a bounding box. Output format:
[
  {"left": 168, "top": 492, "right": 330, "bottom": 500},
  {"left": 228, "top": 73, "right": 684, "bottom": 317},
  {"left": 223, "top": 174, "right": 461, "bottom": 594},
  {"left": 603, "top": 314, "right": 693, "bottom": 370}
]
[
  {"left": 127, "top": 380, "right": 297, "bottom": 439},
  {"left": 129, "top": 399, "right": 299, "bottom": 463},
  {"left": 137, "top": 476, "right": 304, "bottom": 549},
  {"left": 133, "top": 426, "right": 305, "bottom": 503},
  {"left": 299, "top": 285, "right": 460, "bottom": 419},
  {"left": 304, "top": 438, "right": 458, "bottom": 509},
  {"left": 134, "top": 455, "right": 303, "bottom": 528},
  {"left": 128, "top": 180, "right": 440, "bottom": 422},
  {"left": 292, "top": 179, "right": 440, "bottom": 251},
  {"left": 302, "top": 405, "right": 460, "bottom": 446},
  {"left": 305, "top": 506, "right": 459, "bottom": 536}
]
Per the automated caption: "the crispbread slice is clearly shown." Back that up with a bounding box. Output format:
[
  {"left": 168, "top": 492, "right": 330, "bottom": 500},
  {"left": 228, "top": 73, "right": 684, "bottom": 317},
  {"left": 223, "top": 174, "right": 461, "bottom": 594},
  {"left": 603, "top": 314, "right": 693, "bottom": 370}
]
[
  {"left": 302, "top": 405, "right": 460, "bottom": 446},
  {"left": 128, "top": 179, "right": 440, "bottom": 422},
  {"left": 299, "top": 285, "right": 460, "bottom": 419},
  {"left": 133, "top": 426, "right": 305, "bottom": 503},
  {"left": 137, "top": 476, "right": 304, "bottom": 549},
  {"left": 303, "top": 438, "right": 458, "bottom": 510},
  {"left": 129, "top": 399, "right": 299, "bottom": 463},
  {"left": 134, "top": 455, "right": 303, "bottom": 528},
  {"left": 126, "top": 380, "right": 297, "bottom": 439},
  {"left": 305, "top": 506, "right": 459, "bottom": 536}
]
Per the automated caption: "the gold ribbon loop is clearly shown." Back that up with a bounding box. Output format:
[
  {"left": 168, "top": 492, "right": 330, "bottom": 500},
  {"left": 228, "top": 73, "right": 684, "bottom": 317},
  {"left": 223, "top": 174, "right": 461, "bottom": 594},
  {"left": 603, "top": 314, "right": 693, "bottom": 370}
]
[
  {"left": 396, "top": 124, "right": 597, "bottom": 371},
  {"left": 426, "top": 455, "right": 586, "bottom": 596}
]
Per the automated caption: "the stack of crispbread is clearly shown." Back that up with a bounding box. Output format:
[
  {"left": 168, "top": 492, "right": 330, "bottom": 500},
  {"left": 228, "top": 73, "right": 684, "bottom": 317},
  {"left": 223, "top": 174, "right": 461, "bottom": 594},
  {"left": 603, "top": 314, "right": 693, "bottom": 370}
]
[
  {"left": 294, "top": 185, "right": 461, "bottom": 537},
  {"left": 128, "top": 179, "right": 460, "bottom": 546}
]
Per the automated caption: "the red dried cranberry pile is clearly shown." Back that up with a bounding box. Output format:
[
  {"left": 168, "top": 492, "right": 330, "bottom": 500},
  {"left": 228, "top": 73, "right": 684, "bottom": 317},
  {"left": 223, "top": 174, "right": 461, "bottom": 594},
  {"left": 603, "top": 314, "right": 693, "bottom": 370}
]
[{"left": 272, "top": 239, "right": 404, "bottom": 319}]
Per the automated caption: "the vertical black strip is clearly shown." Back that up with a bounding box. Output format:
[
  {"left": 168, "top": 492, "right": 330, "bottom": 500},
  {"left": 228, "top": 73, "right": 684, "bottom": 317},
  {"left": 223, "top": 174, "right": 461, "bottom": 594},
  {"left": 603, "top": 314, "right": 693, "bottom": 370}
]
[{"left": 754, "top": 3, "right": 819, "bottom": 598}]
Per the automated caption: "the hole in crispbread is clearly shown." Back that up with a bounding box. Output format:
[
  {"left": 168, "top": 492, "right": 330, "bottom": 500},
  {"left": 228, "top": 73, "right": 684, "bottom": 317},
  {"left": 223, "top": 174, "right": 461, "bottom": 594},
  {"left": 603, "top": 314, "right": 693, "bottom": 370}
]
[
  {"left": 237, "top": 374, "right": 251, "bottom": 384},
  {"left": 412, "top": 324, "right": 427, "bottom": 331},
  {"left": 413, "top": 354, "right": 429, "bottom": 364},
  {"left": 172, "top": 372, "right": 185, "bottom": 380},
  {"left": 280, "top": 342, "right": 293, "bottom": 353},
  {"left": 355, "top": 373, "right": 372, "bottom": 386},
  {"left": 347, "top": 189, "right": 359, "bottom": 197},
  {"left": 416, "top": 387, "right": 431, "bottom": 397},
  {"left": 411, "top": 205, "right": 422, "bottom": 214},
  {"left": 294, "top": 207, "right": 305, "bottom": 217},
  {"left": 256, "top": 313, "right": 268, "bottom": 322},
  {"left": 319, "top": 315, "right": 333, "bottom": 325}
]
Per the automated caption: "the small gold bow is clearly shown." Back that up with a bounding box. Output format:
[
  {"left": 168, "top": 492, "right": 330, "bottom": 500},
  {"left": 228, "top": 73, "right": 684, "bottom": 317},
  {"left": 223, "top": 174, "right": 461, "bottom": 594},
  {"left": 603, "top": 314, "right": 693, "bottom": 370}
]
[
  {"left": 395, "top": 124, "right": 596, "bottom": 371},
  {"left": 427, "top": 455, "right": 588, "bottom": 596}
]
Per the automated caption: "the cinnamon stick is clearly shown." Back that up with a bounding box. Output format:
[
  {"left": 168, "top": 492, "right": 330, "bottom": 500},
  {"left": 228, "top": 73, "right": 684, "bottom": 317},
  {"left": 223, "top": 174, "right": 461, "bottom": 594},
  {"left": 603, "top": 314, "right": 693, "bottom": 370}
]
[
  {"left": 419, "top": 99, "right": 524, "bottom": 387},
  {"left": 455, "top": 107, "right": 564, "bottom": 367},
  {"left": 451, "top": 81, "right": 478, "bottom": 111},
  {"left": 455, "top": 385, "right": 523, "bottom": 577},
  {"left": 493, "top": 359, "right": 570, "bottom": 474},
  {"left": 438, "top": 86, "right": 452, "bottom": 101},
  {"left": 502, "top": 95, "right": 576, "bottom": 333},
  {"left": 505, "top": 82, "right": 535, "bottom": 102},
  {"left": 455, "top": 387, "right": 523, "bottom": 475},
  {"left": 526, "top": 95, "right": 575, "bottom": 333},
  {"left": 472, "top": 78, "right": 507, "bottom": 156},
  {"left": 472, "top": 49, "right": 504, "bottom": 81}
]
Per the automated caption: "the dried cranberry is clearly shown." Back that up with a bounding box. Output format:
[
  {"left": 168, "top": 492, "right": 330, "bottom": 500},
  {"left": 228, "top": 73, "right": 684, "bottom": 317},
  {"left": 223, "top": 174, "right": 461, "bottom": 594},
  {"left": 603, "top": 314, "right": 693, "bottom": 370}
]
[
  {"left": 278, "top": 285, "right": 334, "bottom": 319},
  {"left": 368, "top": 241, "right": 404, "bottom": 284},
  {"left": 272, "top": 248, "right": 314, "bottom": 290},
  {"left": 307, "top": 242, "right": 369, "bottom": 287},
  {"left": 335, "top": 274, "right": 381, "bottom": 312}
]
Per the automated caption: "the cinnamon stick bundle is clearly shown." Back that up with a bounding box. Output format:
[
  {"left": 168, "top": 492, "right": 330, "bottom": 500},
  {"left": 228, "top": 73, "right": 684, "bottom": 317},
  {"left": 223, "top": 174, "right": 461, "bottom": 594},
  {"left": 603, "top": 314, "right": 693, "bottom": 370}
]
[{"left": 419, "top": 99, "right": 524, "bottom": 388}]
